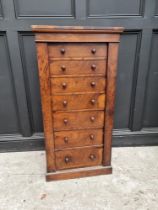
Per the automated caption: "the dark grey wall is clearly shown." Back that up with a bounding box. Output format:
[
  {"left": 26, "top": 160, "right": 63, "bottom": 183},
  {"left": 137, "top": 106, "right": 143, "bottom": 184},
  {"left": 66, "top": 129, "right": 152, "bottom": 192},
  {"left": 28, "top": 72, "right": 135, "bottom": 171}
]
[{"left": 0, "top": 0, "right": 158, "bottom": 152}]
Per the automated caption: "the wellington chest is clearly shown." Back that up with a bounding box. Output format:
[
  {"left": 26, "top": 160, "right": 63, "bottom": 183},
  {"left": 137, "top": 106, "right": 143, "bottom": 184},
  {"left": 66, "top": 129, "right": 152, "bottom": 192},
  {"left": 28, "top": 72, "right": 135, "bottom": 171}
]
[{"left": 32, "top": 25, "right": 124, "bottom": 181}]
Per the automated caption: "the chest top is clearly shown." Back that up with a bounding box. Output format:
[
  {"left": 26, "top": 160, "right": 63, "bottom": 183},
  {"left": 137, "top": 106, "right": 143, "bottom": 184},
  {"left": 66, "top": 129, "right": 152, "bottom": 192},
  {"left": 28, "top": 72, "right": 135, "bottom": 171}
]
[{"left": 32, "top": 25, "right": 124, "bottom": 181}]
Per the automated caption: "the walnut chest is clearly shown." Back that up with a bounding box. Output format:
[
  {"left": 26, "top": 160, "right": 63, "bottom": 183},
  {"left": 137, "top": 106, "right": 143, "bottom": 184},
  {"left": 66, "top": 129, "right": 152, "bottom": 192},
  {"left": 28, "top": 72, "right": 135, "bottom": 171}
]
[{"left": 32, "top": 25, "right": 124, "bottom": 181}]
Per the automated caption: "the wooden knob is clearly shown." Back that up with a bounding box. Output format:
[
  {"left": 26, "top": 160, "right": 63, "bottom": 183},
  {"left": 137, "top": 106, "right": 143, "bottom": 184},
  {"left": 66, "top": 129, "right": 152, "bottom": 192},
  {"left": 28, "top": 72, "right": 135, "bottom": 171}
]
[
  {"left": 90, "top": 116, "right": 95, "bottom": 122},
  {"left": 89, "top": 134, "right": 95, "bottom": 140},
  {"left": 60, "top": 48, "right": 65, "bottom": 54},
  {"left": 91, "top": 64, "right": 96, "bottom": 70},
  {"left": 64, "top": 156, "right": 71, "bottom": 163},
  {"left": 63, "top": 100, "right": 68, "bottom": 107},
  {"left": 91, "top": 99, "right": 96, "bottom": 105},
  {"left": 91, "top": 81, "right": 96, "bottom": 87},
  {"left": 64, "top": 137, "right": 69, "bottom": 143},
  {"left": 63, "top": 119, "right": 68, "bottom": 125},
  {"left": 61, "top": 65, "right": 66, "bottom": 71},
  {"left": 91, "top": 48, "right": 96, "bottom": 54},
  {"left": 62, "top": 82, "right": 67, "bottom": 89},
  {"left": 89, "top": 154, "right": 96, "bottom": 161}
]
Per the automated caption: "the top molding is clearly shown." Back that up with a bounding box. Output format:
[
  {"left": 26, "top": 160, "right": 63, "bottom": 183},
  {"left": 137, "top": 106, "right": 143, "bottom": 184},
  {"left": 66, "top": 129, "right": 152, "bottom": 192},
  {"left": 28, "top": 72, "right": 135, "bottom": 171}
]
[{"left": 32, "top": 25, "right": 124, "bottom": 34}]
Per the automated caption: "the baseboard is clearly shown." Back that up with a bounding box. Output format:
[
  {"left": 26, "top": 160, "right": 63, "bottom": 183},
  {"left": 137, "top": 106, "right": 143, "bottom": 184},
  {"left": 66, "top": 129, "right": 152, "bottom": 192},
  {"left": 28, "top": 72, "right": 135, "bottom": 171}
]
[
  {"left": 0, "top": 130, "right": 158, "bottom": 152},
  {"left": 0, "top": 133, "right": 44, "bottom": 152}
]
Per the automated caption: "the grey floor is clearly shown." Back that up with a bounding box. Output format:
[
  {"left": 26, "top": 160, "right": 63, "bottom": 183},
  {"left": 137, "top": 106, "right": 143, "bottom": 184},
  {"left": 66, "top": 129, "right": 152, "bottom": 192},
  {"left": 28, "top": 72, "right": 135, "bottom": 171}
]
[{"left": 0, "top": 147, "right": 157, "bottom": 210}]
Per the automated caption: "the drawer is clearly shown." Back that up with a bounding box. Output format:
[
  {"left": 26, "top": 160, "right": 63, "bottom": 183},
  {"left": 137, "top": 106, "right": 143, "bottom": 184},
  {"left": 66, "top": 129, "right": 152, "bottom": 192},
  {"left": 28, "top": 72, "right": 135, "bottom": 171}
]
[
  {"left": 51, "top": 77, "right": 106, "bottom": 94},
  {"left": 55, "top": 147, "right": 103, "bottom": 170},
  {"left": 54, "top": 129, "right": 103, "bottom": 150},
  {"left": 53, "top": 111, "right": 104, "bottom": 131},
  {"left": 52, "top": 93, "right": 105, "bottom": 111},
  {"left": 48, "top": 43, "right": 107, "bottom": 58},
  {"left": 50, "top": 60, "right": 106, "bottom": 76}
]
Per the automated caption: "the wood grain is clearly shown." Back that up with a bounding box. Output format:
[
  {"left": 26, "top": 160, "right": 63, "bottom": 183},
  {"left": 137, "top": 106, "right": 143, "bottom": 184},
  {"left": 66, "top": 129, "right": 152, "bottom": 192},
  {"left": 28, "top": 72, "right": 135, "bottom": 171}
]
[
  {"left": 103, "top": 43, "right": 120, "bottom": 166},
  {"left": 36, "top": 43, "right": 55, "bottom": 172},
  {"left": 48, "top": 43, "right": 107, "bottom": 58},
  {"left": 49, "top": 59, "right": 106, "bottom": 76},
  {"left": 51, "top": 77, "right": 106, "bottom": 94},
  {"left": 55, "top": 147, "right": 103, "bottom": 170},
  {"left": 35, "top": 33, "right": 120, "bottom": 43},
  {"left": 52, "top": 93, "right": 105, "bottom": 111},
  {"left": 54, "top": 129, "right": 103, "bottom": 149},
  {"left": 53, "top": 110, "right": 104, "bottom": 131},
  {"left": 32, "top": 25, "right": 124, "bottom": 33},
  {"left": 46, "top": 166, "right": 112, "bottom": 181}
]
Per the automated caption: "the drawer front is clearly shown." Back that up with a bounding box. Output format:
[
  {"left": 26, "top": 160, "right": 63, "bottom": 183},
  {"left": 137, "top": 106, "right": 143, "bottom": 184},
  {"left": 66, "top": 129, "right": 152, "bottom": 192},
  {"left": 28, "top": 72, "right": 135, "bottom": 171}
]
[
  {"left": 55, "top": 147, "right": 103, "bottom": 170},
  {"left": 51, "top": 77, "right": 106, "bottom": 94},
  {"left": 53, "top": 111, "right": 104, "bottom": 131},
  {"left": 48, "top": 43, "right": 107, "bottom": 58},
  {"left": 50, "top": 60, "right": 106, "bottom": 76},
  {"left": 52, "top": 93, "right": 105, "bottom": 111},
  {"left": 54, "top": 129, "right": 103, "bottom": 149}
]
